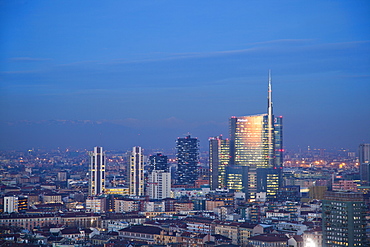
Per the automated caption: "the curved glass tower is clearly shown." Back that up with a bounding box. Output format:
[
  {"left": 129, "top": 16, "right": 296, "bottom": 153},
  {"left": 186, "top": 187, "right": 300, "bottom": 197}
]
[{"left": 228, "top": 72, "right": 283, "bottom": 201}]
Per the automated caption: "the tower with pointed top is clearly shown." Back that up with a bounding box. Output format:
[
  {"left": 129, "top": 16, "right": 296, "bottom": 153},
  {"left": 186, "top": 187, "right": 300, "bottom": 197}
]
[
  {"left": 267, "top": 70, "right": 275, "bottom": 168},
  {"left": 228, "top": 71, "right": 283, "bottom": 201}
]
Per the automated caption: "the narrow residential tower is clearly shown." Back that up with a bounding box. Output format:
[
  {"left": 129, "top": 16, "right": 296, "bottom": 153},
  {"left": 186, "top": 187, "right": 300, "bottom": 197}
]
[{"left": 89, "top": 146, "right": 105, "bottom": 196}]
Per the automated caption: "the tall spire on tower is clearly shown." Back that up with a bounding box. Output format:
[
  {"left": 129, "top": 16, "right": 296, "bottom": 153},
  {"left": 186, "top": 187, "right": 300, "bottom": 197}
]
[
  {"left": 268, "top": 69, "right": 273, "bottom": 117},
  {"left": 267, "top": 70, "right": 274, "bottom": 167}
]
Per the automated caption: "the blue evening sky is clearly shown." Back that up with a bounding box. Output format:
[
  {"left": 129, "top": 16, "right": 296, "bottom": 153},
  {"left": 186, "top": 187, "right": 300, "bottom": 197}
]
[{"left": 0, "top": 0, "right": 369, "bottom": 152}]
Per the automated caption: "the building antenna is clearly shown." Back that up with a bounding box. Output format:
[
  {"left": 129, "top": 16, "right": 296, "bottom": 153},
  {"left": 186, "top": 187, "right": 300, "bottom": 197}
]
[
  {"left": 268, "top": 70, "right": 274, "bottom": 167},
  {"left": 268, "top": 69, "right": 273, "bottom": 117}
]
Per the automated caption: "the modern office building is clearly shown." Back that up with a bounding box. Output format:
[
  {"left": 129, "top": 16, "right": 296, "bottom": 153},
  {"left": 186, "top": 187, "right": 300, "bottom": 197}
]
[
  {"left": 176, "top": 135, "right": 199, "bottom": 185},
  {"left": 209, "top": 135, "right": 230, "bottom": 190},
  {"left": 359, "top": 143, "right": 370, "bottom": 185},
  {"left": 129, "top": 146, "right": 144, "bottom": 196},
  {"left": 147, "top": 170, "right": 171, "bottom": 199},
  {"left": 256, "top": 168, "right": 280, "bottom": 200},
  {"left": 229, "top": 115, "right": 283, "bottom": 169},
  {"left": 322, "top": 191, "right": 367, "bottom": 247},
  {"left": 148, "top": 153, "right": 168, "bottom": 172},
  {"left": 230, "top": 114, "right": 270, "bottom": 168},
  {"left": 225, "top": 164, "right": 280, "bottom": 200},
  {"left": 225, "top": 165, "right": 248, "bottom": 191},
  {"left": 228, "top": 72, "right": 282, "bottom": 200},
  {"left": 274, "top": 116, "right": 283, "bottom": 169},
  {"left": 89, "top": 146, "right": 105, "bottom": 196}
]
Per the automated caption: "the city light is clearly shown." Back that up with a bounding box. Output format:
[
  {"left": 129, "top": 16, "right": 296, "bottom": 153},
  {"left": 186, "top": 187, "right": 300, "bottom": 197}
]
[{"left": 305, "top": 238, "right": 316, "bottom": 247}]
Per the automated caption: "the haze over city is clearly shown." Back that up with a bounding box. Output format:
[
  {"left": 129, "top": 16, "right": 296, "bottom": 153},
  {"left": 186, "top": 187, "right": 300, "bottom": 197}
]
[{"left": 1, "top": 1, "right": 369, "bottom": 152}]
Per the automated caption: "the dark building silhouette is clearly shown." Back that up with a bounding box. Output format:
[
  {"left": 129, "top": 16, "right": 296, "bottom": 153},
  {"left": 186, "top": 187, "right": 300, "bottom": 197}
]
[
  {"left": 148, "top": 153, "right": 168, "bottom": 172},
  {"left": 359, "top": 143, "right": 370, "bottom": 185},
  {"left": 176, "top": 135, "right": 199, "bottom": 185},
  {"left": 276, "top": 186, "right": 301, "bottom": 202}
]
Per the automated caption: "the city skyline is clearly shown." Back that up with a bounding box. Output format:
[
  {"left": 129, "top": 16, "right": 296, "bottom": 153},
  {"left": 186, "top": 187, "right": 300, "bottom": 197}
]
[{"left": 1, "top": 1, "right": 369, "bottom": 152}]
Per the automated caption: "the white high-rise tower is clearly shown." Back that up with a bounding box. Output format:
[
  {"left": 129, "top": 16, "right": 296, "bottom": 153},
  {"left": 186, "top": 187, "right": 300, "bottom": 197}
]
[
  {"left": 130, "top": 146, "right": 144, "bottom": 196},
  {"left": 148, "top": 170, "right": 171, "bottom": 199},
  {"left": 89, "top": 146, "right": 105, "bottom": 196}
]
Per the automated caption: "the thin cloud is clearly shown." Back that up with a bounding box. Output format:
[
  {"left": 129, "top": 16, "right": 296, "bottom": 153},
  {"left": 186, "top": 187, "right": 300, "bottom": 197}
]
[
  {"left": 338, "top": 74, "right": 370, "bottom": 78},
  {"left": 53, "top": 39, "right": 370, "bottom": 67},
  {"left": 293, "top": 40, "right": 370, "bottom": 53},
  {"left": 245, "top": 39, "right": 315, "bottom": 46},
  {"left": 106, "top": 47, "right": 261, "bottom": 65},
  {"left": 107, "top": 39, "right": 314, "bottom": 65},
  {"left": 0, "top": 70, "right": 40, "bottom": 74},
  {"left": 170, "top": 47, "right": 260, "bottom": 58},
  {"left": 10, "top": 57, "right": 51, "bottom": 62},
  {"left": 58, "top": 60, "right": 99, "bottom": 67}
]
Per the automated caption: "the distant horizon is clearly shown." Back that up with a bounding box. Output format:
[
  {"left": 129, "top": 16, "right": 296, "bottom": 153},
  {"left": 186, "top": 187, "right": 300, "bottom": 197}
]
[{"left": 0, "top": 121, "right": 365, "bottom": 155}]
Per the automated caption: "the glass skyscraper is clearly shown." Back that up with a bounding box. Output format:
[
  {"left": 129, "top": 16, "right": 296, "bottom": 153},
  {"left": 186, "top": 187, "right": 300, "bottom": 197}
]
[
  {"left": 230, "top": 114, "right": 270, "bottom": 168},
  {"left": 274, "top": 116, "right": 283, "bottom": 169},
  {"left": 226, "top": 72, "right": 283, "bottom": 200},
  {"left": 229, "top": 114, "right": 283, "bottom": 169},
  {"left": 209, "top": 135, "right": 230, "bottom": 190}
]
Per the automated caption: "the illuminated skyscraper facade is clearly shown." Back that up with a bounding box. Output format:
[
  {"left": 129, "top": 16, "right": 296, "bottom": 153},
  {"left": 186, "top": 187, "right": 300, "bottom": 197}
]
[
  {"left": 228, "top": 72, "right": 283, "bottom": 200},
  {"left": 89, "top": 146, "right": 105, "bottom": 196},
  {"left": 209, "top": 136, "right": 230, "bottom": 190},
  {"left": 274, "top": 116, "right": 284, "bottom": 169},
  {"left": 230, "top": 114, "right": 270, "bottom": 168},
  {"left": 229, "top": 115, "right": 282, "bottom": 170},
  {"left": 226, "top": 165, "right": 248, "bottom": 191},
  {"left": 176, "top": 135, "right": 199, "bottom": 185},
  {"left": 130, "top": 146, "right": 144, "bottom": 196}
]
